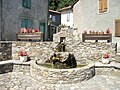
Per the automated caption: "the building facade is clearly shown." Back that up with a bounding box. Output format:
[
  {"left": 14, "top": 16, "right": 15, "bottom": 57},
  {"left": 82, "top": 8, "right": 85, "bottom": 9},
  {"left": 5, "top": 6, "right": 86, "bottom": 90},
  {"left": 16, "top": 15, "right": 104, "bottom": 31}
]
[
  {"left": 0, "top": 0, "right": 2, "bottom": 40},
  {"left": 73, "top": 0, "right": 120, "bottom": 52},
  {"left": 0, "top": 0, "right": 48, "bottom": 41},
  {"left": 48, "top": 10, "right": 61, "bottom": 41},
  {"left": 60, "top": 6, "right": 73, "bottom": 28}
]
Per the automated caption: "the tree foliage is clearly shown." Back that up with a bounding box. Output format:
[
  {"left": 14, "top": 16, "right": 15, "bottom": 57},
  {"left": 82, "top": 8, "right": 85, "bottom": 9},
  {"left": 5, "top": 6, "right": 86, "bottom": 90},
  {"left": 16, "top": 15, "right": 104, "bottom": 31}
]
[{"left": 49, "top": 0, "right": 75, "bottom": 11}]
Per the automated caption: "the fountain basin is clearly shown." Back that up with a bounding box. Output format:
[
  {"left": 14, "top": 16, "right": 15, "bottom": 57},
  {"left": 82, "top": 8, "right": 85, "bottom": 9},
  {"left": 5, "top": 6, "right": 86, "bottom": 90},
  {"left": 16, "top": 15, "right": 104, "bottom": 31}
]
[{"left": 31, "top": 61, "right": 95, "bottom": 84}]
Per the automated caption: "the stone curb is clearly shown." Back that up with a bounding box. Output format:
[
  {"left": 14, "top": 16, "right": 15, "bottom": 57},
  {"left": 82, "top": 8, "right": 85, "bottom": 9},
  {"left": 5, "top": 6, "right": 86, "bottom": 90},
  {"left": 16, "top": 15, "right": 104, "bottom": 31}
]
[{"left": 0, "top": 60, "right": 31, "bottom": 65}]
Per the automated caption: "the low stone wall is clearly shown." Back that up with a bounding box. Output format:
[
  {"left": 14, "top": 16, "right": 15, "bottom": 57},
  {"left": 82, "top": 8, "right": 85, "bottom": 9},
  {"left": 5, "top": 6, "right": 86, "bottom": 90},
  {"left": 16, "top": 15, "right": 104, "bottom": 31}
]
[
  {"left": 12, "top": 41, "right": 116, "bottom": 64},
  {"left": 95, "top": 67, "right": 120, "bottom": 76},
  {"left": 31, "top": 61, "right": 95, "bottom": 84},
  {"left": 12, "top": 41, "right": 58, "bottom": 63},
  {"left": 0, "top": 62, "right": 30, "bottom": 75},
  {"left": 0, "top": 41, "right": 12, "bottom": 61},
  {"left": 0, "top": 63, "right": 13, "bottom": 74}
]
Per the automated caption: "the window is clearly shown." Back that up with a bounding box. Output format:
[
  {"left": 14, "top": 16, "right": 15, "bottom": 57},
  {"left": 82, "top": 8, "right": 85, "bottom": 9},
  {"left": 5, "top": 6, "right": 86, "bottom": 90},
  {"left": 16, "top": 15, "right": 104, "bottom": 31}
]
[
  {"left": 21, "top": 18, "right": 33, "bottom": 29},
  {"left": 67, "top": 12, "right": 70, "bottom": 21},
  {"left": 115, "top": 19, "right": 120, "bottom": 37},
  {"left": 99, "top": 0, "right": 108, "bottom": 13},
  {"left": 22, "top": 0, "right": 31, "bottom": 9},
  {"left": 52, "top": 16, "right": 55, "bottom": 22}
]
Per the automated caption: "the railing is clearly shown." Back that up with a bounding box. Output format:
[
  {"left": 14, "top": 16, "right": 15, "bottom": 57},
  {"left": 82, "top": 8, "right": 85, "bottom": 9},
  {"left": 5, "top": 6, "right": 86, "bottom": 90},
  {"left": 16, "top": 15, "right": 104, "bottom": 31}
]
[
  {"left": 82, "top": 33, "right": 112, "bottom": 42},
  {"left": 17, "top": 33, "right": 43, "bottom": 41}
]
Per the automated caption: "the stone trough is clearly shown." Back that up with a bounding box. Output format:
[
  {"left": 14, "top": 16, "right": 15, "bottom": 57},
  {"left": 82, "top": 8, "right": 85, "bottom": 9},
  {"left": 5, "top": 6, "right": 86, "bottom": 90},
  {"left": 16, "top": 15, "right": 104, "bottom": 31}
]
[{"left": 31, "top": 61, "right": 95, "bottom": 84}]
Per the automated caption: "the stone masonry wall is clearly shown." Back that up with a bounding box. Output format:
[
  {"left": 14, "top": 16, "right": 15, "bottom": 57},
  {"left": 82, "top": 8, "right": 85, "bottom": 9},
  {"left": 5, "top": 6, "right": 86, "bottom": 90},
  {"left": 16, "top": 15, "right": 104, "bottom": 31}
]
[
  {"left": 12, "top": 41, "right": 116, "bottom": 64},
  {"left": 0, "top": 63, "right": 13, "bottom": 74},
  {"left": 12, "top": 41, "right": 58, "bottom": 63},
  {"left": 66, "top": 42, "right": 116, "bottom": 64},
  {"left": 95, "top": 67, "right": 120, "bottom": 77},
  {"left": 31, "top": 61, "right": 95, "bottom": 84},
  {"left": 0, "top": 42, "right": 12, "bottom": 61},
  {"left": 0, "top": 63, "right": 30, "bottom": 75}
]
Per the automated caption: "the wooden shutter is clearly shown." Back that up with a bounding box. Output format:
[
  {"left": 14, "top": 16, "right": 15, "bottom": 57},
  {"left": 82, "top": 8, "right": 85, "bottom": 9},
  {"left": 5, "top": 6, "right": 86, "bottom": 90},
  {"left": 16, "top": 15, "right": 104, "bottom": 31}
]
[
  {"left": 103, "top": 0, "right": 107, "bottom": 12},
  {"left": 99, "top": 0, "right": 107, "bottom": 13},
  {"left": 115, "top": 20, "right": 120, "bottom": 37},
  {"left": 99, "top": 0, "right": 102, "bottom": 13}
]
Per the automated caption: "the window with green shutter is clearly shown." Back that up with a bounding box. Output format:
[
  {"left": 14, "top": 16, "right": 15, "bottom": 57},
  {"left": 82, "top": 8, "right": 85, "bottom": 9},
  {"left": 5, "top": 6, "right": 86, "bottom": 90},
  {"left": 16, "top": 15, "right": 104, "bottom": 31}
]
[
  {"left": 22, "top": 0, "right": 31, "bottom": 9},
  {"left": 21, "top": 18, "right": 33, "bottom": 29}
]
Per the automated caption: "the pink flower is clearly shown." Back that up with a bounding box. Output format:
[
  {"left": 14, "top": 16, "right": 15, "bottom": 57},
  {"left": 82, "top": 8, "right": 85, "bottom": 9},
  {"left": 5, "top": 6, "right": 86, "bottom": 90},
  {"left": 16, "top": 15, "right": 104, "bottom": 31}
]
[
  {"left": 106, "top": 28, "right": 110, "bottom": 34},
  {"left": 18, "top": 51, "right": 28, "bottom": 56},
  {"left": 103, "top": 54, "right": 109, "bottom": 59}
]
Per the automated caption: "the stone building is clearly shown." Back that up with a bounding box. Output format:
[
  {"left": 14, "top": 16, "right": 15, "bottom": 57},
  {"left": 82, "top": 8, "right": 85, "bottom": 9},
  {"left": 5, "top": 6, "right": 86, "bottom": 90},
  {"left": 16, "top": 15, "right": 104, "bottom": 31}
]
[
  {"left": 0, "top": 0, "right": 48, "bottom": 41},
  {"left": 73, "top": 0, "right": 120, "bottom": 52}
]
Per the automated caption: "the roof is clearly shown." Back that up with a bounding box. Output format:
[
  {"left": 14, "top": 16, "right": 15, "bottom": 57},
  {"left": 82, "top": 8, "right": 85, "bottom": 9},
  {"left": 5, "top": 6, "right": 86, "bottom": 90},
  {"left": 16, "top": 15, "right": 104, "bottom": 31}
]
[
  {"left": 49, "top": 9, "right": 61, "bottom": 14},
  {"left": 59, "top": 0, "right": 79, "bottom": 11},
  {"left": 59, "top": 6, "right": 72, "bottom": 11},
  {"left": 71, "top": 0, "right": 79, "bottom": 8}
]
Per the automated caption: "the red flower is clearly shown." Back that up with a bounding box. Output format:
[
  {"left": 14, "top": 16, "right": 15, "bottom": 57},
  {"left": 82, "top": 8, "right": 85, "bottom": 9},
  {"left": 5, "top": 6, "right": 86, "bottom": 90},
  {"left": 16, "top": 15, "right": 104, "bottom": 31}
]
[
  {"left": 103, "top": 54, "right": 109, "bottom": 59},
  {"left": 18, "top": 51, "right": 27, "bottom": 56},
  {"left": 106, "top": 28, "right": 110, "bottom": 34},
  {"left": 33, "top": 28, "right": 39, "bottom": 33}
]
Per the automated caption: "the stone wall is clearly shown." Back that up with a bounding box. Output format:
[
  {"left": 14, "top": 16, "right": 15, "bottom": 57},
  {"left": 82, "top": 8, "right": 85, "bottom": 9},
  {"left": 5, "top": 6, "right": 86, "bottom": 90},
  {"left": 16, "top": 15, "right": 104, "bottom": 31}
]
[
  {"left": 12, "top": 41, "right": 58, "bottom": 63},
  {"left": 95, "top": 67, "right": 120, "bottom": 77},
  {"left": 12, "top": 41, "right": 116, "bottom": 64},
  {"left": 0, "top": 41, "right": 117, "bottom": 65},
  {"left": 0, "top": 41, "right": 12, "bottom": 61},
  {"left": 0, "top": 62, "right": 30, "bottom": 75},
  {"left": 66, "top": 42, "right": 116, "bottom": 64},
  {"left": 0, "top": 63, "right": 13, "bottom": 74},
  {"left": 31, "top": 61, "right": 95, "bottom": 84}
]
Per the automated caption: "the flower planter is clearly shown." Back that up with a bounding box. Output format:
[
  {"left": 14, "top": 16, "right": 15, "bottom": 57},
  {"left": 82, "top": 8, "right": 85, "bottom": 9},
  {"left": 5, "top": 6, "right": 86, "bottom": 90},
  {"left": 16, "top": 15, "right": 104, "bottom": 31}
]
[
  {"left": 102, "top": 58, "right": 110, "bottom": 64},
  {"left": 19, "top": 56, "right": 27, "bottom": 62}
]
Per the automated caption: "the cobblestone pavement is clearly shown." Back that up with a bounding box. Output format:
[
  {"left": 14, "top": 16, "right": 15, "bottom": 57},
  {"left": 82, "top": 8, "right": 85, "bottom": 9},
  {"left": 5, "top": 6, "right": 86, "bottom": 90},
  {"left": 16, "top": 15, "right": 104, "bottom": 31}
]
[{"left": 0, "top": 72, "right": 120, "bottom": 90}]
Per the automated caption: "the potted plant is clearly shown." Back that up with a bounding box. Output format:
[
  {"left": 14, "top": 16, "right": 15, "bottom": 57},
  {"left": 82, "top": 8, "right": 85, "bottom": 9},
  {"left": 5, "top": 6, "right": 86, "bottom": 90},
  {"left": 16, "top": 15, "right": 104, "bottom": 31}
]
[
  {"left": 106, "top": 28, "right": 110, "bottom": 34},
  {"left": 18, "top": 51, "right": 28, "bottom": 62},
  {"left": 102, "top": 53, "right": 110, "bottom": 64}
]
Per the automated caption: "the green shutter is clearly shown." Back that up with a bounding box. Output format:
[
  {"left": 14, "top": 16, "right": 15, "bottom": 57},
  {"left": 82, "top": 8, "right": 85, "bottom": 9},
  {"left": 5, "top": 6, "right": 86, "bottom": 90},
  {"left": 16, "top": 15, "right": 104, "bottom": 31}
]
[
  {"left": 22, "top": 0, "right": 31, "bottom": 9},
  {"left": 21, "top": 18, "right": 26, "bottom": 28},
  {"left": 21, "top": 18, "right": 33, "bottom": 29},
  {"left": 27, "top": 19, "right": 33, "bottom": 29},
  {"left": 27, "top": 0, "right": 31, "bottom": 8},
  {"left": 40, "top": 22, "right": 45, "bottom": 34}
]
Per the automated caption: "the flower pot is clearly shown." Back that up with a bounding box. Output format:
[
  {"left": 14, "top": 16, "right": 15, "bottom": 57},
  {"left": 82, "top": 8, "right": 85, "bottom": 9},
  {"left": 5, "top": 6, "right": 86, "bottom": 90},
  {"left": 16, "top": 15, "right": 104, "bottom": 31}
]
[
  {"left": 102, "top": 58, "right": 110, "bottom": 64},
  {"left": 19, "top": 56, "right": 27, "bottom": 62}
]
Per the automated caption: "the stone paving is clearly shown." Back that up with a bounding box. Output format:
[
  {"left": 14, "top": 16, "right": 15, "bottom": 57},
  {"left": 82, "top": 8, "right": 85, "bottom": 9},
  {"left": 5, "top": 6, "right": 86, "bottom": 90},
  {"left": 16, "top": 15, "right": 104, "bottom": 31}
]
[{"left": 0, "top": 72, "right": 120, "bottom": 90}]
